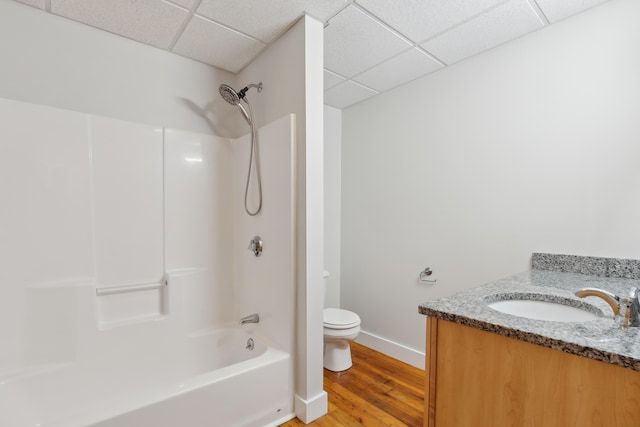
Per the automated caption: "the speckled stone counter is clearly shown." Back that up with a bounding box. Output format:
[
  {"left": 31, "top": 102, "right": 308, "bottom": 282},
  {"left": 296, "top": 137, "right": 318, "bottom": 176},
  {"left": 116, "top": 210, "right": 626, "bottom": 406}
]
[{"left": 419, "top": 254, "right": 640, "bottom": 371}]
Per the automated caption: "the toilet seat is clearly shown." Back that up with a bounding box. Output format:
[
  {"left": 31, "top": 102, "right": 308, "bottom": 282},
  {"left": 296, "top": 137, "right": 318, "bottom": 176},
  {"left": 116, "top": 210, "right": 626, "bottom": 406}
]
[{"left": 324, "top": 308, "right": 360, "bottom": 330}]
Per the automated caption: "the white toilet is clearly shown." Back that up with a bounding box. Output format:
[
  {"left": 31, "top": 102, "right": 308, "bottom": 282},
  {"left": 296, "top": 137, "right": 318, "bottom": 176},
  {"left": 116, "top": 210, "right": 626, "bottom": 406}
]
[{"left": 323, "top": 271, "right": 361, "bottom": 372}]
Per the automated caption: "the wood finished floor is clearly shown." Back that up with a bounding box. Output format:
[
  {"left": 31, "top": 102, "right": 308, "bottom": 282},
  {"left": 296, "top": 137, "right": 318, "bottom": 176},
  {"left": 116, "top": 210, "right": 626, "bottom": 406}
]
[{"left": 280, "top": 342, "right": 425, "bottom": 426}]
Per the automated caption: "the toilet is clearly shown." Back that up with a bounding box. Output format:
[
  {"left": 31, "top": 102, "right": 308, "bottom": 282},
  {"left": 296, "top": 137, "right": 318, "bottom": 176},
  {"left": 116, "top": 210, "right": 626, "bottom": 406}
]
[{"left": 323, "top": 271, "right": 361, "bottom": 372}]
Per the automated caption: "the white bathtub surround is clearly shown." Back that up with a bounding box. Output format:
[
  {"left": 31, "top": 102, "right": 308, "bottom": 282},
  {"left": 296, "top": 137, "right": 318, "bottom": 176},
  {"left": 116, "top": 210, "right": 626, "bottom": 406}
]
[
  {"left": 0, "top": 99, "right": 94, "bottom": 374},
  {"left": 233, "top": 116, "right": 297, "bottom": 352},
  {"left": 90, "top": 117, "right": 164, "bottom": 288},
  {"left": 0, "top": 97, "right": 297, "bottom": 426},
  {"left": 164, "top": 128, "right": 235, "bottom": 330},
  {"left": 89, "top": 117, "right": 166, "bottom": 327}
]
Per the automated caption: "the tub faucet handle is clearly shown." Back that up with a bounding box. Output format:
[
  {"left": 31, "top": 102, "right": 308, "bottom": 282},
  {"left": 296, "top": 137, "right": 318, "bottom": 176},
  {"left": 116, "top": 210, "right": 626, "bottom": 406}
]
[{"left": 248, "top": 236, "right": 263, "bottom": 257}]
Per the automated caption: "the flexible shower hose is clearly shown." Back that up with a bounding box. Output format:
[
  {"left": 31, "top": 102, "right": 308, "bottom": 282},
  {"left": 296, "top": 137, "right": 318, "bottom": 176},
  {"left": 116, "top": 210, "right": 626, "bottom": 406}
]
[{"left": 243, "top": 98, "right": 262, "bottom": 216}]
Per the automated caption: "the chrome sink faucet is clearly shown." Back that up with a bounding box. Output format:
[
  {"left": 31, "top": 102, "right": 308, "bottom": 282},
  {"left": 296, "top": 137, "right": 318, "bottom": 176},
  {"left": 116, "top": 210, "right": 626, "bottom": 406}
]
[
  {"left": 575, "top": 287, "right": 640, "bottom": 328},
  {"left": 240, "top": 313, "right": 260, "bottom": 325}
]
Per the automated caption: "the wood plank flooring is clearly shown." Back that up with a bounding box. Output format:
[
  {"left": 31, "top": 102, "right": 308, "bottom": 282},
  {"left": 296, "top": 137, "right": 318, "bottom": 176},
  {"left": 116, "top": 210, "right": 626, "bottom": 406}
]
[{"left": 280, "top": 342, "right": 425, "bottom": 426}]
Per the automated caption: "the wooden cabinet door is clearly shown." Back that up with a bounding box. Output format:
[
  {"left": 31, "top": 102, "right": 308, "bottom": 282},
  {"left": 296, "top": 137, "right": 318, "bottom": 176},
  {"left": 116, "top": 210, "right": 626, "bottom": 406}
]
[{"left": 425, "top": 318, "right": 640, "bottom": 427}]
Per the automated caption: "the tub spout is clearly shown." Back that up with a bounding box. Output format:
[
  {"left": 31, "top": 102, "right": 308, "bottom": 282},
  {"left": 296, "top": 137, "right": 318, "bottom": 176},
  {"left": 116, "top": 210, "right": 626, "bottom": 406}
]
[{"left": 240, "top": 313, "right": 260, "bottom": 325}]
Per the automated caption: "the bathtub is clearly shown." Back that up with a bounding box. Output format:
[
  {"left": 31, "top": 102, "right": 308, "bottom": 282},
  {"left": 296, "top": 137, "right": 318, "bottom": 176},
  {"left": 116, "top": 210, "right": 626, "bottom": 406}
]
[{"left": 0, "top": 328, "right": 294, "bottom": 427}]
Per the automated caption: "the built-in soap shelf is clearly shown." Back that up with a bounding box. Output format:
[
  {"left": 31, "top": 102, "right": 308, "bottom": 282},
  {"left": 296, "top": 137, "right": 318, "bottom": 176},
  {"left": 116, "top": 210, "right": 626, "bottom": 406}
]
[{"left": 96, "top": 276, "right": 168, "bottom": 329}]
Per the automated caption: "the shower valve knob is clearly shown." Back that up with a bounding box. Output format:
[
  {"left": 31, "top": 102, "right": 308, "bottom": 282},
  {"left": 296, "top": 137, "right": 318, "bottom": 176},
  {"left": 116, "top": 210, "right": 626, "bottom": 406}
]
[{"left": 248, "top": 236, "right": 263, "bottom": 257}]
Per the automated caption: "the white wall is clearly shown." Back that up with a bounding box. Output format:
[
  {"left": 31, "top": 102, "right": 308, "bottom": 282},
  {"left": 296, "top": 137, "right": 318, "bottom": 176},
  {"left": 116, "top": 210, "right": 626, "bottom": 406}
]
[
  {"left": 0, "top": 0, "right": 239, "bottom": 137},
  {"left": 239, "top": 15, "right": 327, "bottom": 423},
  {"left": 324, "top": 105, "right": 342, "bottom": 308},
  {"left": 341, "top": 0, "right": 640, "bottom": 366}
]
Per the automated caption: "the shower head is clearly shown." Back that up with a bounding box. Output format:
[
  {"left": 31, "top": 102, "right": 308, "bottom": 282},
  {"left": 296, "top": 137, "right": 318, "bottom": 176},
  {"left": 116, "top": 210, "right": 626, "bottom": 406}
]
[
  {"left": 219, "top": 82, "right": 263, "bottom": 106},
  {"left": 219, "top": 82, "right": 263, "bottom": 126},
  {"left": 219, "top": 84, "right": 241, "bottom": 106}
]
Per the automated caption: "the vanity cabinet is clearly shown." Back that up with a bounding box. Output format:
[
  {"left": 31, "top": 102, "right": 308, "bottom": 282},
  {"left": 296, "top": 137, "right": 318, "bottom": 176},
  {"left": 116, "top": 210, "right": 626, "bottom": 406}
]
[{"left": 424, "top": 317, "right": 640, "bottom": 427}]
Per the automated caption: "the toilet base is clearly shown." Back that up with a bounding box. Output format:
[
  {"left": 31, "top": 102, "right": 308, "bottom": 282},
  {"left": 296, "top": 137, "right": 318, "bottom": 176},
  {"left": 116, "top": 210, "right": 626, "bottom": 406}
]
[{"left": 324, "top": 340, "right": 353, "bottom": 372}]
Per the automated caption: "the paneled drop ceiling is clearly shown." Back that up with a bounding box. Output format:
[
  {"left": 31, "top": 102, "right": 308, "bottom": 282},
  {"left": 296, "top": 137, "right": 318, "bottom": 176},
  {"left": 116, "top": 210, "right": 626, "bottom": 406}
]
[{"left": 16, "top": 0, "right": 610, "bottom": 109}]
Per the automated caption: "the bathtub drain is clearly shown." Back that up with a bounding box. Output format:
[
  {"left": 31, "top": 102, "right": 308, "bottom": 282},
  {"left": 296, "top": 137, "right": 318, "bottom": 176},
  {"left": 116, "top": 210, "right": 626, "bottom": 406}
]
[{"left": 246, "top": 338, "right": 255, "bottom": 350}]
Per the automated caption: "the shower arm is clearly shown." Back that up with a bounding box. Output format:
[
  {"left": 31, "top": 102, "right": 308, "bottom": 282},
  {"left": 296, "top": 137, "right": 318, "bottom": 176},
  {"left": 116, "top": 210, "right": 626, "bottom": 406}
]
[{"left": 239, "top": 83, "right": 263, "bottom": 99}]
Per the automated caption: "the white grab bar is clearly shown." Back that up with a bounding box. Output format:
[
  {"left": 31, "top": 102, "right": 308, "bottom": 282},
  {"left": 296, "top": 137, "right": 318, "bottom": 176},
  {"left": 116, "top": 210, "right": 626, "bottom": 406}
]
[{"left": 95, "top": 277, "right": 167, "bottom": 296}]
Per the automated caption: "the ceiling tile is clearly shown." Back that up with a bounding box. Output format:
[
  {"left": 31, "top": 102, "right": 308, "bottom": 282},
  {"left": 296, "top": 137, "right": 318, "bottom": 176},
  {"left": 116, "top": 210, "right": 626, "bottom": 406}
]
[
  {"left": 172, "top": 15, "right": 265, "bottom": 73},
  {"left": 421, "top": 0, "right": 544, "bottom": 65},
  {"left": 535, "top": 0, "right": 611, "bottom": 23},
  {"left": 353, "top": 48, "right": 443, "bottom": 92},
  {"left": 325, "top": 5, "right": 412, "bottom": 78},
  {"left": 324, "top": 70, "right": 347, "bottom": 91},
  {"left": 324, "top": 80, "right": 378, "bottom": 109},
  {"left": 15, "top": 0, "right": 45, "bottom": 9},
  {"left": 356, "top": 0, "right": 506, "bottom": 43},
  {"left": 50, "top": 0, "right": 188, "bottom": 49},
  {"left": 195, "top": 0, "right": 346, "bottom": 43}
]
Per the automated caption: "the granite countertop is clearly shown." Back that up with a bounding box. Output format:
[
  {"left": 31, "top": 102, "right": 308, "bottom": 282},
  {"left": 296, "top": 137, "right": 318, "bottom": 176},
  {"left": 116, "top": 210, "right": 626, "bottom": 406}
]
[{"left": 418, "top": 254, "right": 640, "bottom": 371}]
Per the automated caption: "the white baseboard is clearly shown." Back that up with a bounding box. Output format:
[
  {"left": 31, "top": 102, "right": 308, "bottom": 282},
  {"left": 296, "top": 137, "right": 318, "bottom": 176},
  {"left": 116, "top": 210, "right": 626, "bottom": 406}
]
[
  {"left": 265, "top": 413, "right": 296, "bottom": 427},
  {"left": 294, "top": 390, "right": 328, "bottom": 424},
  {"left": 355, "top": 329, "right": 425, "bottom": 370}
]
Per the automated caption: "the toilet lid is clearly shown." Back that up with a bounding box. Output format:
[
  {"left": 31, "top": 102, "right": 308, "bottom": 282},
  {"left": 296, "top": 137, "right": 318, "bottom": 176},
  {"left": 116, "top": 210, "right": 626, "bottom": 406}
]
[{"left": 324, "top": 308, "right": 361, "bottom": 329}]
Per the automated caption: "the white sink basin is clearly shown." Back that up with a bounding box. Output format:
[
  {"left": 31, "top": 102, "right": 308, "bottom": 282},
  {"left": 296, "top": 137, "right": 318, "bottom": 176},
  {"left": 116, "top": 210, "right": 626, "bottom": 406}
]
[{"left": 487, "top": 298, "right": 601, "bottom": 322}]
